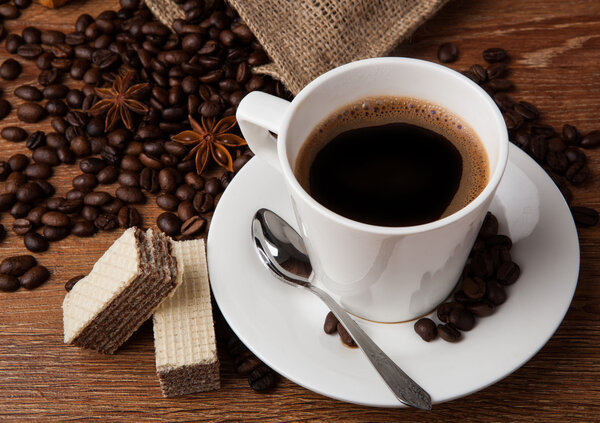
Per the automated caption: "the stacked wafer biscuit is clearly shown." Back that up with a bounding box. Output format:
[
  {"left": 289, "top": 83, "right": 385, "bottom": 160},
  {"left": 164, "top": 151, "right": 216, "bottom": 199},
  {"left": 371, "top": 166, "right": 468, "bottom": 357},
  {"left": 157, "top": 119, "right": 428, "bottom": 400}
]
[
  {"left": 153, "top": 239, "right": 220, "bottom": 397},
  {"left": 62, "top": 228, "right": 220, "bottom": 396}
]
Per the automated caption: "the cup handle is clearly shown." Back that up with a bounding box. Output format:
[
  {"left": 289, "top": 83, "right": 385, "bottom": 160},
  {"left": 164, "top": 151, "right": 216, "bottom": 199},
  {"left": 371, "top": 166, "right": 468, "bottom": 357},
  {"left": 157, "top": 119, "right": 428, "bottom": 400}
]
[{"left": 236, "top": 91, "right": 291, "bottom": 173}]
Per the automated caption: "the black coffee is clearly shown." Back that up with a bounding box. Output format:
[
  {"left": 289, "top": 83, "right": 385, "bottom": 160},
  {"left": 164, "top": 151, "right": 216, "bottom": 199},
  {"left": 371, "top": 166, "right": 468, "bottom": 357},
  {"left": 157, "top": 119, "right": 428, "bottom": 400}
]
[{"left": 295, "top": 97, "right": 489, "bottom": 227}]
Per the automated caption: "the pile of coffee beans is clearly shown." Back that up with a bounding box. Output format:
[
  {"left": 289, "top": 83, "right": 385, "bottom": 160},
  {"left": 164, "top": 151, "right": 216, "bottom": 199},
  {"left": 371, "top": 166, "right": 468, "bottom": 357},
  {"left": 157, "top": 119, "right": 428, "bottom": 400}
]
[
  {"left": 413, "top": 212, "right": 518, "bottom": 342},
  {"left": 0, "top": 0, "right": 288, "bottom": 278},
  {"left": 0, "top": 255, "right": 50, "bottom": 291},
  {"left": 225, "top": 333, "right": 279, "bottom": 392},
  {"left": 438, "top": 44, "right": 599, "bottom": 227}
]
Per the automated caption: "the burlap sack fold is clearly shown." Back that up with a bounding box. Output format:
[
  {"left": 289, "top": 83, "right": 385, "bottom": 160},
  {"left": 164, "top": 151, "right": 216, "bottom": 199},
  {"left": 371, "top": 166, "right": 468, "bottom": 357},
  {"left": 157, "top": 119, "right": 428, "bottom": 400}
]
[{"left": 147, "top": 0, "right": 449, "bottom": 94}]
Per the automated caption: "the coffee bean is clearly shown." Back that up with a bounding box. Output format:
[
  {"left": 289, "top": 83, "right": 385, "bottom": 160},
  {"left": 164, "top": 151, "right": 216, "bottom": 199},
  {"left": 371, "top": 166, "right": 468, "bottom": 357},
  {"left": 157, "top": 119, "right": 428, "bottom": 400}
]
[
  {"left": 467, "top": 301, "right": 495, "bottom": 317},
  {"left": 248, "top": 364, "right": 278, "bottom": 392},
  {"left": 529, "top": 136, "right": 548, "bottom": 163},
  {"left": 336, "top": 322, "right": 356, "bottom": 347},
  {"left": 193, "top": 191, "right": 214, "bottom": 213},
  {"left": 16, "top": 181, "right": 44, "bottom": 203},
  {"left": 47, "top": 132, "right": 68, "bottom": 149},
  {"left": 462, "top": 277, "right": 486, "bottom": 301},
  {"left": 570, "top": 206, "right": 598, "bottom": 227},
  {"left": 22, "top": 27, "right": 41, "bottom": 44},
  {"left": 38, "top": 68, "right": 61, "bottom": 87},
  {"left": 438, "top": 43, "right": 460, "bottom": 63},
  {"left": 562, "top": 124, "right": 580, "bottom": 146},
  {"left": 43, "top": 84, "right": 69, "bottom": 99},
  {"left": 0, "top": 58, "right": 22, "bottom": 80},
  {"left": 2, "top": 126, "right": 28, "bottom": 142},
  {"left": 41, "top": 30, "right": 64, "bottom": 45},
  {"left": 94, "top": 213, "right": 118, "bottom": 230},
  {"left": 323, "top": 311, "right": 339, "bottom": 334},
  {"left": 496, "top": 261, "right": 520, "bottom": 286},
  {"left": 96, "top": 166, "right": 119, "bottom": 184},
  {"left": 72, "top": 220, "right": 97, "bottom": 236},
  {"left": 140, "top": 168, "right": 160, "bottom": 193},
  {"left": 437, "top": 323, "right": 461, "bottom": 342},
  {"left": 15, "top": 85, "right": 43, "bottom": 101},
  {"left": 174, "top": 184, "right": 195, "bottom": 202},
  {"left": 0, "top": 274, "right": 20, "bottom": 292},
  {"left": 0, "top": 224, "right": 5, "bottom": 243},
  {"left": 26, "top": 206, "right": 47, "bottom": 226},
  {"left": 6, "top": 172, "right": 27, "bottom": 194},
  {"left": 32, "top": 146, "right": 60, "bottom": 166},
  {"left": 565, "top": 161, "right": 589, "bottom": 185},
  {"left": 80, "top": 158, "right": 106, "bottom": 174},
  {"left": 41, "top": 211, "right": 70, "bottom": 227},
  {"left": 17, "top": 102, "right": 46, "bottom": 123},
  {"left": 43, "top": 225, "right": 71, "bottom": 241},
  {"left": 158, "top": 168, "right": 178, "bottom": 193},
  {"left": 180, "top": 215, "right": 206, "bottom": 238},
  {"left": 478, "top": 212, "right": 498, "bottom": 238},
  {"left": 449, "top": 307, "right": 475, "bottom": 331},
  {"left": 36, "top": 52, "right": 53, "bottom": 70},
  {"left": 116, "top": 186, "right": 145, "bottom": 204},
  {"left": 414, "top": 318, "right": 437, "bottom": 342},
  {"left": 546, "top": 151, "right": 569, "bottom": 173},
  {"left": 530, "top": 124, "right": 556, "bottom": 139},
  {"left": 19, "top": 265, "right": 50, "bottom": 290},
  {"left": 24, "top": 232, "right": 49, "bottom": 252},
  {"left": 486, "top": 62, "right": 508, "bottom": 80},
  {"left": 234, "top": 351, "right": 262, "bottom": 376},
  {"left": 177, "top": 200, "right": 196, "bottom": 222},
  {"left": 513, "top": 101, "right": 539, "bottom": 120},
  {"left": 65, "top": 190, "right": 85, "bottom": 202},
  {"left": 17, "top": 43, "right": 43, "bottom": 59},
  {"left": 0, "top": 193, "right": 14, "bottom": 212},
  {"left": 580, "top": 130, "right": 600, "bottom": 149},
  {"left": 118, "top": 170, "right": 139, "bottom": 187},
  {"left": 547, "top": 137, "right": 566, "bottom": 153},
  {"left": 65, "top": 275, "right": 84, "bottom": 291},
  {"left": 12, "top": 218, "right": 33, "bottom": 235},
  {"left": 156, "top": 194, "right": 179, "bottom": 211},
  {"left": 70, "top": 136, "right": 92, "bottom": 157},
  {"left": 116, "top": 206, "right": 141, "bottom": 228},
  {"left": 437, "top": 302, "right": 463, "bottom": 323},
  {"left": 157, "top": 212, "right": 181, "bottom": 236},
  {"left": 0, "top": 255, "right": 36, "bottom": 276},
  {"left": 72, "top": 173, "right": 98, "bottom": 192},
  {"left": 0, "top": 161, "right": 10, "bottom": 180},
  {"left": 205, "top": 177, "right": 222, "bottom": 196},
  {"left": 0, "top": 98, "right": 12, "bottom": 120},
  {"left": 483, "top": 48, "right": 508, "bottom": 63}
]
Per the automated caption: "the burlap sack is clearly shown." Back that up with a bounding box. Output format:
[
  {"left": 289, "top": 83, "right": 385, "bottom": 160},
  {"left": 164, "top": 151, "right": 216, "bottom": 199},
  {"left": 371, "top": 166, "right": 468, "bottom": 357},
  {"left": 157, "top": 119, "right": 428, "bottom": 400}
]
[{"left": 147, "top": 0, "right": 449, "bottom": 94}]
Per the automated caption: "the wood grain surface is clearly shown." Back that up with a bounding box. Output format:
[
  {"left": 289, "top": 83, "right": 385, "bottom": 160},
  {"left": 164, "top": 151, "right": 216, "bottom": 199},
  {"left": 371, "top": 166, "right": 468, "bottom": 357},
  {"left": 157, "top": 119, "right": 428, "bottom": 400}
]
[{"left": 1, "top": 0, "right": 599, "bottom": 421}]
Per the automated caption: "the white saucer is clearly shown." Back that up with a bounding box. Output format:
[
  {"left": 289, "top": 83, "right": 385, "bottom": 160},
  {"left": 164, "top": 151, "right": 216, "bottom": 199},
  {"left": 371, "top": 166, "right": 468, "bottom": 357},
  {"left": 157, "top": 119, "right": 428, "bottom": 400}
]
[{"left": 207, "top": 144, "right": 579, "bottom": 407}]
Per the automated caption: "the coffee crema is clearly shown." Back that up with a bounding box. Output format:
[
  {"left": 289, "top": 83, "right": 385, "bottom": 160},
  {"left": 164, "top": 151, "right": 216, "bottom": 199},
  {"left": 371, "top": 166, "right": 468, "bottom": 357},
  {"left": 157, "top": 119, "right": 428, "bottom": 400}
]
[{"left": 294, "top": 96, "right": 489, "bottom": 227}]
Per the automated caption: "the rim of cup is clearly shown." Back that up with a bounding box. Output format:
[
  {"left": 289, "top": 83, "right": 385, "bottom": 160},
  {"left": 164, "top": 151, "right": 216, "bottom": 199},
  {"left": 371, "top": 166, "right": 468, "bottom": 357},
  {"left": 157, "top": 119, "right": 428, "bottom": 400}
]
[{"left": 278, "top": 57, "right": 509, "bottom": 235}]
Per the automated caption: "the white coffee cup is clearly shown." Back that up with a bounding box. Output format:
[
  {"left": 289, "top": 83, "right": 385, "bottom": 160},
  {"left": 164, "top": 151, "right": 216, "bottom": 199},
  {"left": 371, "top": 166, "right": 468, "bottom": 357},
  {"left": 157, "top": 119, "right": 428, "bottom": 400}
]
[{"left": 237, "top": 57, "right": 509, "bottom": 322}]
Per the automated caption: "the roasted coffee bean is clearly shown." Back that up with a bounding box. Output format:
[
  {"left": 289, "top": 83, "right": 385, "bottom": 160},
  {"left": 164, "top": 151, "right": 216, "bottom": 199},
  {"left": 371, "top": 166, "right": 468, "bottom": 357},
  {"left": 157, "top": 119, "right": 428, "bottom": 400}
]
[
  {"left": 0, "top": 58, "right": 22, "bottom": 80},
  {"left": 24, "top": 232, "right": 49, "bottom": 252},
  {"left": 0, "top": 255, "right": 36, "bottom": 276},
  {"left": 118, "top": 170, "right": 140, "bottom": 187},
  {"left": 46, "top": 132, "right": 68, "bottom": 149},
  {"left": 530, "top": 123, "right": 556, "bottom": 139},
  {"left": 80, "top": 205, "right": 99, "bottom": 222},
  {"left": 462, "top": 277, "right": 486, "bottom": 300},
  {"left": 467, "top": 301, "right": 495, "bottom": 317},
  {"left": 13, "top": 218, "right": 33, "bottom": 235},
  {"left": 102, "top": 199, "right": 124, "bottom": 215},
  {"left": 449, "top": 307, "right": 475, "bottom": 331},
  {"left": 486, "top": 62, "right": 508, "bottom": 80},
  {"left": 22, "top": 27, "right": 41, "bottom": 44},
  {"left": 38, "top": 68, "right": 61, "bottom": 87},
  {"left": 26, "top": 206, "right": 47, "bottom": 226},
  {"left": 529, "top": 136, "right": 548, "bottom": 163},
  {"left": 193, "top": 191, "right": 214, "bottom": 213},
  {"left": 43, "top": 84, "right": 69, "bottom": 99},
  {"left": 562, "top": 124, "right": 580, "bottom": 145},
  {"left": 17, "top": 43, "right": 43, "bottom": 59},
  {"left": 101, "top": 145, "right": 122, "bottom": 166},
  {"left": 72, "top": 220, "right": 97, "bottom": 236},
  {"left": 205, "top": 177, "right": 221, "bottom": 196},
  {"left": 43, "top": 225, "right": 70, "bottom": 241},
  {"left": 478, "top": 212, "right": 498, "bottom": 238},
  {"left": 116, "top": 186, "right": 145, "bottom": 204},
  {"left": 25, "top": 131, "right": 46, "bottom": 150},
  {"left": 41, "top": 211, "right": 70, "bottom": 227},
  {"left": 120, "top": 155, "right": 143, "bottom": 172},
  {"left": 6, "top": 172, "right": 27, "bottom": 194},
  {"left": 86, "top": 117, "right": 104, "bottom": 137},
  {"left": 64, "top": 191, "right": 84, "bottom": 203},
  {"left": 19, "top": 265, "right": 50, "bottom": 290},
  {"left": 15, "top": 85, "right": 43, "bottom": 101},
  {"left": 17, "top": 102, "right": 46, "bottom": 123},
  {"left": 580, "top": 130, "right": 600, "bottom": 149},
  {"left": 70, "top": 136, "right": 92, "bottom": 157},
  {"left": 118, "top": 206, "right": 141, "bottom": 228},
  {"left": 157, "top": 212, "right": 181, "bottom": 236},
  {"left": 66, "top": 110, "right": 89, "bottom": 127},
  {"left": 184, "top": 172, "right": 205, "bottom": 190},
  {"left": 16, "top": 181, "right": 44, "bottom": 203},
  {"left": 437, "top": 302, "right": 463, "bottom": 323},
  {"left": 0, "top": 274, "right": 20, "bottom": 292},
  {"left": 45, "top": 99, "right": 69, "bottom": 116},
  {"left": 140, "top": 168, "right": 160, "bottom": 193},
  {"left": 72, "top": 173, "right": 98, "bottom": 192},
  {"left": 0, "top": 161, "right": 10, "bottom": 180},
  {"left": 158, "top": 168, "right": 178, "bottom": 193},
  {"left": 336, "top": 322, "right": 356, "bottom": 347},
  {"left": 80, "top": 158, "right": 106, "bottom": 174},
  {"left": 0, "top": 193, "right": 16, "bottom": 211},
  {"left": 0, "top": 224, "right": 5, "bottom": 243},
  {"left": 156, "top": 194, "right": 179, "bottom": 211},
  {"left": 139, "top": 153, "right": 162, "bottom": 169},
  {"left": 513, "top": 101, "right": 539, "bottom": 120},
  {"left": 0, "top": 98, "right": 12, "bottom": 120},
  {"left": 83, "top": 191, "right": 113, "bottom": 207},
  {"left": 234, "top": 351, "right": 262, "bottom": 376},
  {"left": 483, "top": 48, "right": 508, "bottom": 63},
  {"left": 34, "top": 180, "right": 54, "bottom": 198},
  {"left": 570, "top": 206, "right": 599, "bottom": 227},
  {"left": 471, "top": 252, "right": 494, "bottom": 278},
  {"left": 180, "top": 215, "right": 206, "bottom": 237},
  {"left": 546, "top": 151, "right": 569, "bottom": 173},
  {"left": 566, "top": 161, "right": 589, "bottom": 185},
  {"left": 323, "top": 311, "right": 339, "bottom": 334},
  {"left": 177, "top": 201, "right": 196, "bottom": 222},
  {"left": 32, "top": 146, "right": 60, "bottom": 166},
  {"left": 94, "top": 213, "right": 118, "bottom": 230},
  {"left": 248, "top": 364, "right": 278, "bottom": 392},
  {"left": 174, "top": 184, "right": 195, "bottom": 202},
  {"left": 65, "top": 275, "right": 84, "bottom": 291},
  {"left": 36, "top": 52, "right": 54, "bottom": 70},
  {"left": 41, "top": 30, "right": 64, "bottom": 45},
  {"left": 437, "top": 323, "right": 461, "bottom": 342},
  {"left": 0, "top": 3, "right": 20, "bottom": 18},
  {"left": 2, "top": 126, "right": 28, "bottom": 142},
  {"left": 487, "top": 78, "right": 513, "bottom": 92},
  {"left": 547, "top": 137, "right": 566, "bottom": 153},
  {"left": 66, "top": 89, "right": 85, "bottom": 109},
  {"left": 496, "top": 261, "right": 520, "bottom": 286},
  {"left": 414, "top": 318, "right": 437, "bottom": 342}
]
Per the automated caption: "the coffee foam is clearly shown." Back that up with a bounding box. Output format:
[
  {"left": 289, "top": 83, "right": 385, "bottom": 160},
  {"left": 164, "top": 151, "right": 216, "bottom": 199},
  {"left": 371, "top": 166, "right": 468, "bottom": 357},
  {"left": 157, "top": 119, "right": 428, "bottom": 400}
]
[{"left": 294, "top": 96, "right": 489, "bottom": 220}]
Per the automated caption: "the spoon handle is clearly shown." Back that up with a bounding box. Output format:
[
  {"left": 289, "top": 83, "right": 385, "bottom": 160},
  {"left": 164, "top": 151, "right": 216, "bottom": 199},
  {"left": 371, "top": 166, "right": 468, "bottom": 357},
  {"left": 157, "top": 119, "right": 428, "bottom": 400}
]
[{"left": 309, "top": 285, "right": 432, "bottom": 410}]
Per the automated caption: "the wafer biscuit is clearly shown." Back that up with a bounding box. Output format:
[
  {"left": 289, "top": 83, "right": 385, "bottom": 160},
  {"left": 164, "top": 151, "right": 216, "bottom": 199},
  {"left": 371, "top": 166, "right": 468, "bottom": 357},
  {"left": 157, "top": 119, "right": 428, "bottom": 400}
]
[
  {"left": 153, "top": 238, "right": 220, "bottom": 397},
  {"left": 62, "top": 228, "right": 180, "bottom": 354}
]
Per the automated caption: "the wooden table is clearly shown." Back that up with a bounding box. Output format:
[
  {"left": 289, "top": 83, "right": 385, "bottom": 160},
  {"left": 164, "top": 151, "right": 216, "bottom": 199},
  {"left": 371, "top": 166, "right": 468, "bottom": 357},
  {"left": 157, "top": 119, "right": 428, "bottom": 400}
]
[{"left": 1, "top": 0, "right": 599, "bottom": 421}]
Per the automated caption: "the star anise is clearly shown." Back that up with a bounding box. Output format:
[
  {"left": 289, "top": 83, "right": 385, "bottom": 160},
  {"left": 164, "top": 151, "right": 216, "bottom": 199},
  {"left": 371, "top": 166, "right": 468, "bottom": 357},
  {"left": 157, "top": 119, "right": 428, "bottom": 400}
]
[
  {"left": 171, "top": 115, "right": 247, "bottom": 175},
  {"left": 88, "top": 70, "right": 149, "bottom": 131}
]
